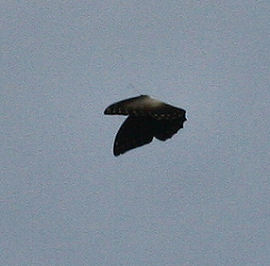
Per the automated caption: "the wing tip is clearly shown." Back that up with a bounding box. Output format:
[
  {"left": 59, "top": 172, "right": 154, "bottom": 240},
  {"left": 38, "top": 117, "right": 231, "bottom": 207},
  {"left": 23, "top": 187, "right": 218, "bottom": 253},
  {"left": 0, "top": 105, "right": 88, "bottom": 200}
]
[
  {"left": 104, "top": 106, "right": 119, "bottom": 115},
  {"left": 104, "top": 108, "right": 109, "bottom": 115}
]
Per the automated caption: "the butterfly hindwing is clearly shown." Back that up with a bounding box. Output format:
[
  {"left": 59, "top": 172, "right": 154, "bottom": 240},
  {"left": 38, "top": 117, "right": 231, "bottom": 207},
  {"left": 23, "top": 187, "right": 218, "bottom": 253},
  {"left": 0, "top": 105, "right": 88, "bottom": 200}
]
[{"left": 153, "top": 117, "right": 186, "bottom": 141}]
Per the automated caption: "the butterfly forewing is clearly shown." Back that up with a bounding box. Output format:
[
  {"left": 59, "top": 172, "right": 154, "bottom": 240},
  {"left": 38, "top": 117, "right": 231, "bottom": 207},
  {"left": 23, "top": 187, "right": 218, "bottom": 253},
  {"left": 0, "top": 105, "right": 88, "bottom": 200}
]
[
  {"left": 113, "top": 116, "right": 155, "bottom": 156},
  {"left": 105, "top": 95, "right": 186, "bottom": 120}
]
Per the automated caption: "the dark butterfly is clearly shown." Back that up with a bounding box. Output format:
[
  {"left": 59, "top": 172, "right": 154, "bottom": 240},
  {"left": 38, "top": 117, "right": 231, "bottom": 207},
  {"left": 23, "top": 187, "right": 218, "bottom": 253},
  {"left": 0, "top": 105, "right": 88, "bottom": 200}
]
[{"left": 104, "top": 95, "right": 187, "bottom": 156}]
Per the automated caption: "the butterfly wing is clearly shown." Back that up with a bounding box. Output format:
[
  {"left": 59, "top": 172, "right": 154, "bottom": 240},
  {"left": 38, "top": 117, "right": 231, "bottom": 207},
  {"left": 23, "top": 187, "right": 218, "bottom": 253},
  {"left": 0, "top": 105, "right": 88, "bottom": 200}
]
[
  {"left": 153, "top": 117, "right": 186, "bottom": 141},
  {"left": 104, "top": 95, "right": 149, "bottom": 116},
  {"left": 113, "top": 116, "right": 155, "bottom": 156},
  {"left": 104, "top": 95, "right": 186, "bottom": 120}
]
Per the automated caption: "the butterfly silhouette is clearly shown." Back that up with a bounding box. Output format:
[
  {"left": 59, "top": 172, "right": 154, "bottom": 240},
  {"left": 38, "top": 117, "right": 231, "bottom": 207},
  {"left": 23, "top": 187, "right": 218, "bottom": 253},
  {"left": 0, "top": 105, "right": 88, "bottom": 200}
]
[{"left": 104, "top": 95, "right": 187, "bottom": 156}]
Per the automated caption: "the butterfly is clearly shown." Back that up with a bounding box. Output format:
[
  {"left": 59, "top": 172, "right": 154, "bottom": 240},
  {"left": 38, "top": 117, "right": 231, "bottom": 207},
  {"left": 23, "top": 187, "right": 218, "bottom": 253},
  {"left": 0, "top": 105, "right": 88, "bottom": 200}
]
[{"left": 104, "top": 95, "right": 187, "bottom": 156}]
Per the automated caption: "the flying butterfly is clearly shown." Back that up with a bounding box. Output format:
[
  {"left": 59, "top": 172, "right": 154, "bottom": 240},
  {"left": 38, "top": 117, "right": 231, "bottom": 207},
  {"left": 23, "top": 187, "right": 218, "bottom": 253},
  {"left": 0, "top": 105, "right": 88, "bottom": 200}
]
[{"left": 104, "top": 95, "right": 187, "bottom": 156}]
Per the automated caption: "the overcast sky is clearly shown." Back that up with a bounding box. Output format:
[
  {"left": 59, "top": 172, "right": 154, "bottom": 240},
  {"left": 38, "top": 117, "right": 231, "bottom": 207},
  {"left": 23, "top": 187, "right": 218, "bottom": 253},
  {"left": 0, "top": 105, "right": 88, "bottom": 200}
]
[{"left": 1, "top": 1, "right": 270, "bottom": 265}]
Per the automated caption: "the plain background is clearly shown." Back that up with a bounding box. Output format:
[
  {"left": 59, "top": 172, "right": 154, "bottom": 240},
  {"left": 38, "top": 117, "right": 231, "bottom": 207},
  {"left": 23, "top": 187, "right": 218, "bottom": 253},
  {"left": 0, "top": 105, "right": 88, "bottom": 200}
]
[{"left": 1, "top": 1, "right": 269, "bottom": 265}]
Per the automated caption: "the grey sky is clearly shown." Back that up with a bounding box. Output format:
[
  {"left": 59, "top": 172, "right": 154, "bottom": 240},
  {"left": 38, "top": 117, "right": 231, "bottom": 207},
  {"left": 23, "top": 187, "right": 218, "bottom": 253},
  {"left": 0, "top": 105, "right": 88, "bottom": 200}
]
[{"left": 1, "top": 1, "right": 270, "bottom": 265}]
